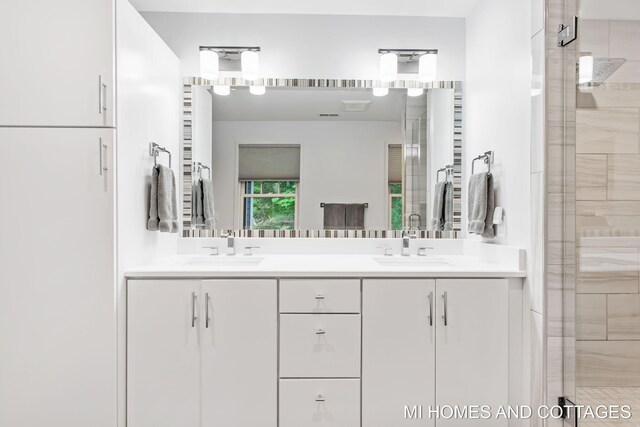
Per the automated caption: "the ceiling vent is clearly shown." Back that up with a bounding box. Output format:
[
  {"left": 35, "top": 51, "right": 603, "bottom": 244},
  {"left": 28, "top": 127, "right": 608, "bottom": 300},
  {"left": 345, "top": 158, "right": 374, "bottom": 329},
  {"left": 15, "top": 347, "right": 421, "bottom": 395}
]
[{"left": 341, "top": 100, "right": 372, "bottom": 112}]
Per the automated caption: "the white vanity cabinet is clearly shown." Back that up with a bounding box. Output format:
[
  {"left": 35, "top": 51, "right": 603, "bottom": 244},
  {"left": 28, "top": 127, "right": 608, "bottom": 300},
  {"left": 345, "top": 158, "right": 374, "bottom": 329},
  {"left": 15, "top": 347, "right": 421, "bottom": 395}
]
[
  {"left": 127, "top": 279, "right": 278, "bottom": 427},
  {"left": 0, "top": 0, "right": 115, "bottom": 127},
  {"left": 362, "top": 278, "right": 509, "bottom": 426}
]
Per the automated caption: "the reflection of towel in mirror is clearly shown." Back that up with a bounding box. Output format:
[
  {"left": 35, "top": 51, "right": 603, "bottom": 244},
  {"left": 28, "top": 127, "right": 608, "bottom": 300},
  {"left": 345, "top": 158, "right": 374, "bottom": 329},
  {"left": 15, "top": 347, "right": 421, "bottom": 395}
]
[
  {"left": 148, "top": 165, "right": 178, "bottom": 233},
  {"left": 467, "top": 172, "right": 495, "bottom": 238},
  {"left": 443, "top": 181, "right": 454, "bottom": 231},
  {"left": 202, "top": 178, "right": 216, "bottom": 230},
  {"left": 323, "top": 204, "right": 346, "bottom": 230},
  {"left": 194, "top": 179, "right": 204, "bottom": 226},
  {"left": 346, "top": 204, "right": 365, "bottom": 230},
  {"left": 431, "top": 181, "right": 446, "bottom": 231}
]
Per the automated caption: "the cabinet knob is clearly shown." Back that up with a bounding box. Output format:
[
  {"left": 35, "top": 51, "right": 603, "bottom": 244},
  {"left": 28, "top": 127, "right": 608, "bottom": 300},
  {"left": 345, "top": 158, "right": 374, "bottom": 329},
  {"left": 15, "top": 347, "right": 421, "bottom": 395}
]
[
  {"left": 315, "top": 395, "right": 326, "bottom": 402},
  {"left": 315, "top": 294, "right": 325, "bottom": 300},
  {"left": 315, "top": 329, "right": 326, "bottom": 335}
]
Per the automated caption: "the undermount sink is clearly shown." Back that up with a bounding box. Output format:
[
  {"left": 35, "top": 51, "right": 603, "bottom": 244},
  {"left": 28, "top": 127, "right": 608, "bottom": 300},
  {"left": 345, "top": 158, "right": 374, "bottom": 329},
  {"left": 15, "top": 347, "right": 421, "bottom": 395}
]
[
  {"left": 374, "top": 256, "right": 449, "bottom": 266},
  {"left": 185, "top": 256, "right": 265, "bottom": 267}
]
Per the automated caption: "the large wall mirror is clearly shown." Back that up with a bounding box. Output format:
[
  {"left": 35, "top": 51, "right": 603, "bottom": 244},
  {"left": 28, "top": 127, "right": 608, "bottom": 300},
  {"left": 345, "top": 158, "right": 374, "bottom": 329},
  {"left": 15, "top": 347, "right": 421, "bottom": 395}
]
[{"left": 182, "top": 78, "right": 462, "bottom": 238}]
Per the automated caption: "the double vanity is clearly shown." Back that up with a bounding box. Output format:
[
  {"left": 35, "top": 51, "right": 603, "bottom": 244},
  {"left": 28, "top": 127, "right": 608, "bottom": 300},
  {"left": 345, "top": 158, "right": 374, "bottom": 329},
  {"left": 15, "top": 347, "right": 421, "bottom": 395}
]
[{"left": 126, "top": 244, "right": 525, "bottom": 427}]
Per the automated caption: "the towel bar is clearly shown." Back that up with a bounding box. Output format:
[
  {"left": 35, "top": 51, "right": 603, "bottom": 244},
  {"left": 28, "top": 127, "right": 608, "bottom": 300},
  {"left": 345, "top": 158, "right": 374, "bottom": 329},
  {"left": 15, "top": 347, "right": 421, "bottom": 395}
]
[
  {"left": 437, "top": 164, "right": 454, "bottom": 183},
  {"left": 194, "top": 162, "right": 211, "bottom": 179}
]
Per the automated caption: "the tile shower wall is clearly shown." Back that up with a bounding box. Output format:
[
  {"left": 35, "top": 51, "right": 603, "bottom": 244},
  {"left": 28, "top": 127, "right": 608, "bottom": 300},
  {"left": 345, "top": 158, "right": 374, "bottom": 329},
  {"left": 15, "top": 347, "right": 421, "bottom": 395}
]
[{"left": 574, "top": 20, "right": 640, "bottom": 386}]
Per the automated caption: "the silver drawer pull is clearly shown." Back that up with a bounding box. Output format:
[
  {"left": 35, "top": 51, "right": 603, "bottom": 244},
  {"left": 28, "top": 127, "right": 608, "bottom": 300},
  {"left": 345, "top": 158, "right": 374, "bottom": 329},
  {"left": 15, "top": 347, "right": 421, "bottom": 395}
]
[
  {"left": 315, "top": 294, "right": 325, "bottom": 300},
  {"left": 428, "top": 291, "right": 433, "bottom": 326},
  {"left": 442, "top": 291, "right": 448, "bottom": 326},
  {"left": 315, "top": 395, "right": 326, "bottom": 402},
  {"left": 315, "top": 329, "right": 326, "bottom": 335},
  {"left": 191, "top": 292, "right": 198, "bottom": 328}
]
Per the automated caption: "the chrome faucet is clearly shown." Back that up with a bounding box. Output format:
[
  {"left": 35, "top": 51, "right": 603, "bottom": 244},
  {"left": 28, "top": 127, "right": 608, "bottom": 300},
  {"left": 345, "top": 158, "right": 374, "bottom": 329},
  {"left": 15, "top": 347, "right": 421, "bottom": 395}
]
[
  {"left": 408, "top": 213, "right": 422, "bottom": 230},
  {"left": 222, "top": 233, "right": 235, "bottom": 255},
  {"left": 402, "top": 231, "right": 416, "bottom": 256}
]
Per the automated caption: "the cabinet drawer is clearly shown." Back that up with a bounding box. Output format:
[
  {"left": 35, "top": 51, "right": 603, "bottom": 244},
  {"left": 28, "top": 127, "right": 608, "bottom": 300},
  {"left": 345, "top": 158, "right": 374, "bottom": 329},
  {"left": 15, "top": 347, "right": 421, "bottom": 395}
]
[
  {"left": 280, "top": 314, "right": 361, "bottom": 378},
  {"left": 280, "top": 379, "right": 360, "bottom": 427},
  {"left": 280, "top": 279, "right": 360, "bottom": 313}
]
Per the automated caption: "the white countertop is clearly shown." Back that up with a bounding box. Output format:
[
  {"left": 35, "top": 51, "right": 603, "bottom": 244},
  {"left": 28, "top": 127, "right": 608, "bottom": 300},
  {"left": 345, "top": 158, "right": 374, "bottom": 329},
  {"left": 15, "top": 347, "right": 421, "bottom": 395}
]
[{"left": 125, "top": 254, "right": 526, "bottom": 278}]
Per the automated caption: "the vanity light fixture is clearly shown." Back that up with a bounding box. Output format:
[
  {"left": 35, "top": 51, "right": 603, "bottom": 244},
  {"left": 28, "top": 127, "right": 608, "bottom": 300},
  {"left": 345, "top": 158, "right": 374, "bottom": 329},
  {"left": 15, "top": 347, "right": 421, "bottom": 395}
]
[
  {"left": 200, "top": 48, "right": 219, "bottom": 80},
  {"left": 249, "top": 85, "right": 266, "bottom": 95},
  {"left": 379, "top": 52, "right": 398, "bottom": 82},
  {"left": 579, "top": 55, "right": 594, "bottom": 84},
  {"left": 241, "top": 50, "right": 260, "bottom": 81},
  {"left": 407, "top": 88, "right": 424, "bottom": 97},
  {"left": 418, "top": 51, "right": 438, "bottom": 82},
  {"left": 213, "top": 85, "right": 231, "bottom": 96},
  {"left": 373, "top": 87, "right": 389, "bottom": 97}
]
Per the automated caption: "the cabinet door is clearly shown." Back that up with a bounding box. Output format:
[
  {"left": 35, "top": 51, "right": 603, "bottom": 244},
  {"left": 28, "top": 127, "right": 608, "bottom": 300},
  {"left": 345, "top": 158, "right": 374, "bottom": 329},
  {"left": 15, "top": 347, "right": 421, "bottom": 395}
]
[
  {"left": 362, "top": 279, "right": 436, "bottom": 427},
  {"left": 435, "top": 279, "right": 509, "bottom": 426},
  {"left": 127, "top": 280, "right": 201, "bottom": 427},
  {"left": 0, "top": 128, "right": 115, "bottom": 427},
  {"left": 0, "top": 0, "right": 114, "bottom": 127},
  {"left": 201, "top": 280, "right": 277, "bottom": 427}
]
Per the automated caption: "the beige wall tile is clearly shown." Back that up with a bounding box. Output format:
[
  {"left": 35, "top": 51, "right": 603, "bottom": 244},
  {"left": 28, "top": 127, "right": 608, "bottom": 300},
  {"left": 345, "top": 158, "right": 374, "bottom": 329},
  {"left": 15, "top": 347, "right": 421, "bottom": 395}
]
[
  {"left": 608, "top": 294, "right": 640, "bottom": 340},
  {"left": 580, "top": 19, "right": 610, "bottom": 57},
  {"left": 577, "top": 154, "right": 607, "bottom": 200},
  {"left": 578, "top": 84, "right": 640, "bottom": 109},
  {"left": 577, "top": 247, "right": 639, "bottom": 294},
  {"left": 577, "top": 200, "right": 640, "bottom": 239},
  {"left": 610, "top": 20, "right": 640, "bottom": 62},
  {"left": 577, "top": 340, "right": 640, "bottom": 387},
  {"left": 576, "top": 294, "right": 607, "bottom": 340},
  {"left": 576, "top": 108, "right": 640, "bottom": 154},
  {"left": 608, "top": 154, "right": 640, "bottom": 200}
]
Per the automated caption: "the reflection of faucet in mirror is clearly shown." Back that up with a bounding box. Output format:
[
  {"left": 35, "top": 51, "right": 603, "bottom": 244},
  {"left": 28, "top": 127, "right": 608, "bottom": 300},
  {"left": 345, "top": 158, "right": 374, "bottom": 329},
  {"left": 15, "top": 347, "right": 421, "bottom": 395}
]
[{"left": 408, "top": 213, "right": 421, "bottom": 230}]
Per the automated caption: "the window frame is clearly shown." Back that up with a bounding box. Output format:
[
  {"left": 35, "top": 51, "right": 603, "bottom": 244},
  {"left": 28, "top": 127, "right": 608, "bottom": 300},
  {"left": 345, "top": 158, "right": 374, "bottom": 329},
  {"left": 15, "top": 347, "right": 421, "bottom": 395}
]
[
  {"left": 238, "top": 180, "right": 299, "bottom": 230},
  {"left": 388, "top": 183, "right": 403, "bottom": 230}
]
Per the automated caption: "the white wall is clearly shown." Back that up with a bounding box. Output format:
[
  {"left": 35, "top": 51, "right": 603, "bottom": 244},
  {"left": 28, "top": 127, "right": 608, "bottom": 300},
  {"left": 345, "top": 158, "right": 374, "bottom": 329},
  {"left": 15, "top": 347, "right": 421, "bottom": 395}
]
[
  {"left": 140, "top": 12, "right": 466, "bottom": 81},
  {"left": 465, "top": 0, "right": 531, "bottom": 247},
  {"left": 427, "top": 88, "right": 455, "bottom": 220},
  {"left": 211, "top": 121, "right": 401, "bottom": 230},
  {"left": 115, "top": 0, "right": 180, "bottom": 424}
]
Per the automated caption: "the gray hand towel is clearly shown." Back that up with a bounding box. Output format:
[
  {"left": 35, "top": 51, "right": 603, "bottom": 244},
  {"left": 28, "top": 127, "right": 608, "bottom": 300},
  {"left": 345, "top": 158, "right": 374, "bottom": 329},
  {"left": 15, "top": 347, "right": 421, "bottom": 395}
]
[
  {"left": 147, "top": 166, "right": 160, "bottom": 231},
  {"left": 431, "top": 181, "right": 446, "bottom": 231},
  {"left": 468, "top": 172, "right": 489, "bottom": 234},
  {"left": 345, "top": 204, "right": 365, "bottom": 230},
  {"left": 443, "top": 181, "right": 454, "bottom": 231},
  {"left": 482, "top": 173, "right": 495, "bottom": 238},
  {"left": 202, "top": 178, "right": 216, "bottom": 230},
  {"left": 323, "top": 204, "right": 346, "bottom": 230},
  {"left": 158, "top": 165, "right": 178, "bottom": 233}
]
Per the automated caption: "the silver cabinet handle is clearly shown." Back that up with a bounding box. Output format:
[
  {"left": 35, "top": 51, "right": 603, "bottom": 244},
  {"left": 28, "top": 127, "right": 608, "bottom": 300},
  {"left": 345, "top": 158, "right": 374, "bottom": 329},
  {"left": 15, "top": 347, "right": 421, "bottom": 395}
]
[
  {"left": 99, "top": 138, "right": 108, "bottom": 175},
  {"left": 205, "top": 293, "right": 211, "bottom": 328},
  {"left": 98, "top": 75, "right": 107, "bottom": 114},
  {"left": 191, "top": 292, "right": 198, "bottom": 328},
  {"left": 428, "top": 291, "right": 433, "bottom": 326},
  {"left": 315, "top": 294, "right": 325, "bottom": 300},
  {"left": 442, "top": 291, "right": 448, "bottom": 326},
  {"left": 315, "top": 395, "right": 326, "bottom": 402},
  {"left": 315, "top": 329, "right": 326, "bottom": 335}
]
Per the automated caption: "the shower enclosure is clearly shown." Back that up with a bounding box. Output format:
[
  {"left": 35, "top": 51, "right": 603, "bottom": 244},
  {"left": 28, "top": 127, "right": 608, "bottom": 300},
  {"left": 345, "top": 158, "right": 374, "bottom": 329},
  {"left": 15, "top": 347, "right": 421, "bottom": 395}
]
[{"left": 552, "top": 0, "right": 640, "bottom": 425}]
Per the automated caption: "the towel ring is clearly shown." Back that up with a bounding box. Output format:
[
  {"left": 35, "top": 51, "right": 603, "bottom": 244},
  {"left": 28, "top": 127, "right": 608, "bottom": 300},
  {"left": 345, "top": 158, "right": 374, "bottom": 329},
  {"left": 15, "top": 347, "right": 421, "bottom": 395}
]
[
  {"left": 471, "top": 151, "right": 494, "bottom": 174},
  {"left": 150, "top": 142, "right": 171, "bottom": 168},
  {"left": 437, "top": 165, "right": 454, "bottom": 183},
  {"left": 193, "top": 162, "right": 211, "bottom": 179}
]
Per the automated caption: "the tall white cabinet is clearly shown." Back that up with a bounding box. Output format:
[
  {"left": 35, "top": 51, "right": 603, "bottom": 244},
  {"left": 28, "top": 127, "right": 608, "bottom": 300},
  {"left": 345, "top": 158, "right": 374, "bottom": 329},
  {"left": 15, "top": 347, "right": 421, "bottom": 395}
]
[
  {"left": 0, "top": 1, "right": 180, "bottom": 426},
  {"left": 0, "top": 128, "right": 116, "bottom": 426}
]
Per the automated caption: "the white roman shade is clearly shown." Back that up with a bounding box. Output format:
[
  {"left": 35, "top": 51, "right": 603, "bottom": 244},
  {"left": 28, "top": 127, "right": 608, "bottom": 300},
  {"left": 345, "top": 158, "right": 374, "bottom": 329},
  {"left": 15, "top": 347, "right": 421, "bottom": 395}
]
[
  {"left": 238, "top": 144, "right": 301, "bottom": 181},
  {"left": 388, "top": 144, "right": 403, "bottom": 183}
]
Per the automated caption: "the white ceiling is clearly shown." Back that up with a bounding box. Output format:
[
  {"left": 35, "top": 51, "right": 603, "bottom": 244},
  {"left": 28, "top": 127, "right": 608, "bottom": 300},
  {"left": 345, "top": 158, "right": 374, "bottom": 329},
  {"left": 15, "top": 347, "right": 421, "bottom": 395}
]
[
  {"left": 129, "top": 0, "right": 481, "bottom": 17},
  {"left": 212, "top": 87, "right": 407, "bottom": 121}
]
